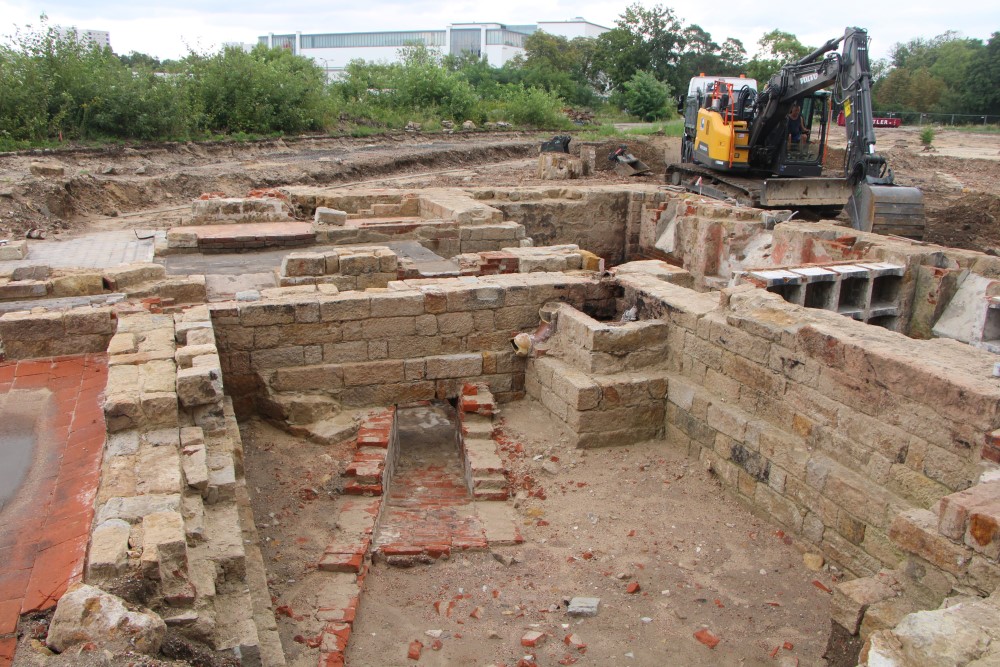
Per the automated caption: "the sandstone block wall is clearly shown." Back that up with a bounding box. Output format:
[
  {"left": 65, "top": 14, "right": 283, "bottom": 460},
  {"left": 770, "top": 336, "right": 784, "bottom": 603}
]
[
  {"left": 210, "top": 274, "right": 618, "bottom": 418},
  {"left": 279, "top": 246, "right": 398, "bottom": 290},
  {"left": 475, "top": 187, "right": 633, "bottom": 266},
  {"left": 615, "top": 265, "right": 1000, "bottom": 581},
  {"left": 0, "top": 306, "right": 116, "bottom": 359}
]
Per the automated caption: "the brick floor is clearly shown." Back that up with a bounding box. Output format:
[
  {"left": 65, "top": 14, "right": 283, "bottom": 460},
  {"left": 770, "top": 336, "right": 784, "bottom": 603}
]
[
  {"left": 0, "top": 355, "right": 108, "bottom": 667},
  {"left": 374, "top": 406, "right": 488, "bottom": 561}
]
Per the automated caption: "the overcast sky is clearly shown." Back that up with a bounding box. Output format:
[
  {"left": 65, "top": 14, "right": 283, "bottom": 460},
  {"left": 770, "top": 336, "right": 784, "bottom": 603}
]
[{"left": 1, "top": 0, "right": 996, "bottom": 63}]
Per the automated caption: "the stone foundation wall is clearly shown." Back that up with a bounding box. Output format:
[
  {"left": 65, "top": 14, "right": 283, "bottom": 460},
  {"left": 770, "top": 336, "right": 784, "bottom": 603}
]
[
  {"left": 0, "top": 306, "right": 117, "bottom": 359},
  {"left": 615, "top": 264, "right": 1000, "bottom": 581},
  {"left": 210, "top": 273, "right": 618, "bottom": 418},
  {"left": 475, "top": 187, "right": 633, "bottom": 266}
]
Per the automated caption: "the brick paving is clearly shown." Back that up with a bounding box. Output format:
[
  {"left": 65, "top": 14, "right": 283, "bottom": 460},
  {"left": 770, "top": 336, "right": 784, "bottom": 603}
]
[
  {"left": 374, "top": 405, "right": 488, "bottom": 562},
  {"left": 0, "top": 355, "right": 108, "bottom": 667}
]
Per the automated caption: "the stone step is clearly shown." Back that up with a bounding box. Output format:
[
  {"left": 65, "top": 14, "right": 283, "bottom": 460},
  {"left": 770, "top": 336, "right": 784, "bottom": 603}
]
[{"left": 211, "top": 588, "right": 262, "bottom": 663}]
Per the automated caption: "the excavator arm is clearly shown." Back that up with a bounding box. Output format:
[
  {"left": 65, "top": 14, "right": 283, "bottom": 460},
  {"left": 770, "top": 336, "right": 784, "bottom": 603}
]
[{"left": 750, "top": 27, "right": 924, "bottom": 235}]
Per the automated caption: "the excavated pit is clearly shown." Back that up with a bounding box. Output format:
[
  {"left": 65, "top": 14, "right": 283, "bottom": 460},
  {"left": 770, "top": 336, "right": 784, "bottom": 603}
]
[{"left": 2, "top": 139, "right": 1000, "bottom": 666}]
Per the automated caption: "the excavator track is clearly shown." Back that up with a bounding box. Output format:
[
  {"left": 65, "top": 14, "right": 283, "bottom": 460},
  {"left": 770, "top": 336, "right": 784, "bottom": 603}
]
[{"left": 665, "top": 164, "right": 847, "bottom": 220}]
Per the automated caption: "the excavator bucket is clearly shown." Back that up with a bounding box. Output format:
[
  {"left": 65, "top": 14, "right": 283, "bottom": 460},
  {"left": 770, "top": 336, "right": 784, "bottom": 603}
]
[
  {"left": 612, "top": 157, "right": 651, "bottom": 177},
  {"left": 846, "top": 183, "right": 925, "bottom": 240}
]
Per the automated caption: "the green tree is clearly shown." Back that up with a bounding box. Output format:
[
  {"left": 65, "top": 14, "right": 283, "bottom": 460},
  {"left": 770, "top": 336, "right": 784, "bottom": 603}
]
[
  {"left": 620, "top": 70, "right": 673, "bottom": 120},
  {"left": 592, "top": 3, "right": 683, "bottom": 92},
  {"left": 874, "top": 31, "right": 985, "bottom": 114},
  {"left": 963, "top": 32, "right": 1000, "bottom": 115},
  {"left": 745, "top": 30, "right": 812, "bottom": 82}
]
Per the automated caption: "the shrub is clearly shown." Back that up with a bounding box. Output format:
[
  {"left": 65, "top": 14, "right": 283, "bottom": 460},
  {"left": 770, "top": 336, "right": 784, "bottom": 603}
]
[{"left": 621, "top": 71, "right": 673, "bottom": 121}]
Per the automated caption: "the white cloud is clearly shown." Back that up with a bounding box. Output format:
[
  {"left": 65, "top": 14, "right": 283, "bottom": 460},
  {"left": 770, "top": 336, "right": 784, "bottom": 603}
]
[{"left": 2, "top": 0, "right": 996, "bottom": 61}]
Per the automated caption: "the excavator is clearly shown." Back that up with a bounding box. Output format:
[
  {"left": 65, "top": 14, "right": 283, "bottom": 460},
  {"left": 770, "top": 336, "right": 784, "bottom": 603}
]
[{"left": 666, "top": 27, "right": 925, "bottom": 239}]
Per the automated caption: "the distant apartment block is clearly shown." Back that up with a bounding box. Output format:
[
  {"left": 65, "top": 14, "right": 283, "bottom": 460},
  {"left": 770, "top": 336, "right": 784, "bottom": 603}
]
[
  {"left": 56, "top": 26, "right": 111, "bottom": 49},
  {"left": 258, "top": 18, "right": 608, "bottom": 78}
]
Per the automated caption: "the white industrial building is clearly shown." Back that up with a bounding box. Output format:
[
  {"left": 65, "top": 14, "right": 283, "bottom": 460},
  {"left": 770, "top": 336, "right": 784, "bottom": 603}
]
[{"left": 258, "top": 18, "right": 608, "bottom": 79}]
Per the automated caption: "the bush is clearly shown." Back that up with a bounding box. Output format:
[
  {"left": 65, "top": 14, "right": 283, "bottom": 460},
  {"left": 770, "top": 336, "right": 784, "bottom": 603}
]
[
  {"left": 920, "top": 126, "right": 936, "bottom": 147},
  {"left": 482, "top": 84, "right": 570, "bottom": 129},
  {"left": 620, "top": 71, "right": 673, "bottom": 121}
]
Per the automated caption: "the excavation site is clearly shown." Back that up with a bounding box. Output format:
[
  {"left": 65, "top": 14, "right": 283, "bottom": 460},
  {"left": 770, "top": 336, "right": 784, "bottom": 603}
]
[{"left": 1, "top": 128, "right": 1000, "bottom": 667}]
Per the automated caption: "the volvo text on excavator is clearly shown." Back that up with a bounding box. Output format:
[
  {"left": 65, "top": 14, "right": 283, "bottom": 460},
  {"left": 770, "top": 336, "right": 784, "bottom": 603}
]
[{"left": 666, "top": 27, "right": 925, "bottom": 239}]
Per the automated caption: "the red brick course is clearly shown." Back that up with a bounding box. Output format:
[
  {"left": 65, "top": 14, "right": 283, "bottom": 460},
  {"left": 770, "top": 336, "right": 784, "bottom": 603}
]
[{"left": 0, "top": 355, "right": 108, "bottom": 667}]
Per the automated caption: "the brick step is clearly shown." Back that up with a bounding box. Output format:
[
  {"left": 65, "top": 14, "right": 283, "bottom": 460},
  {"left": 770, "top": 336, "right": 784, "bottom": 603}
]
[
  {"left": 461, "top": 414, "right": 494, "bottom": 438},
  {"left": 472, "top": 476, "right": 509, "bottom": 491}
]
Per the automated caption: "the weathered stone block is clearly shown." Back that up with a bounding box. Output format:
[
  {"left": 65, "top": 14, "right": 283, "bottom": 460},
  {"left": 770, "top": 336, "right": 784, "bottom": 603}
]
[
  {"left": 831, "top": 576, "right": 897, "bottom": 635},
  {"left": 315, "top": 207, "right": 348, "bottom": 226},
  {"left": 87, "top": 519, "right": 132, "bottom": 580},
  {"left": 425, "top": 353, "right": 483, "bottom": 379},
  {"left": 889, "top": 507, "right": 973, "bottom": 575},
  {"left": 176, "top": 365, "right": 224, "bottom": 407},
  {"left": 282, "top": 252, "right": 326, "bottom": 277}
]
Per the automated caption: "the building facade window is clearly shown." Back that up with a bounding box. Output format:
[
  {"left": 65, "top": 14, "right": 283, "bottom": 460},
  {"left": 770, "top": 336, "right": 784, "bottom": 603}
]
[
  {"left": 300, "top": 31, "right": 446, "bottom": 49},
  {"left": 485, "top": 30, "right": 527, "bottom": 48}
]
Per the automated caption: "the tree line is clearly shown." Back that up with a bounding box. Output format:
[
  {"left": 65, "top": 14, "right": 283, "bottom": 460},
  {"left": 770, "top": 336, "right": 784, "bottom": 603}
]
[{"left": 1, "top": 9, "right": 996, "bottom": 149}]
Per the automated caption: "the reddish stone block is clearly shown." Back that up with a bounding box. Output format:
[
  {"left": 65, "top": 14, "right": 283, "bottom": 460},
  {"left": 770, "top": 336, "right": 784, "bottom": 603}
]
[
  {"left": 938, "top": 481, "right": 1000, "bottom": 540},
  {"left": 0, "top": 598, "right": 21, "bottom": 635},
  {"left": 0, "top": 636, "right": 16, "bottom": 665},
  {"left": 21, "top": 534, "right": 87, "bottom": 613}
]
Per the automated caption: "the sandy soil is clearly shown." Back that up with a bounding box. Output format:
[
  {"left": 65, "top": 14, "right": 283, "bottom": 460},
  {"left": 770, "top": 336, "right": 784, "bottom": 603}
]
[
  {"left": 242, "top": 401, "right": 839, "bottom": 667},
  {"left": 2, "top": 125, "right": 998, "bottom": 254}
]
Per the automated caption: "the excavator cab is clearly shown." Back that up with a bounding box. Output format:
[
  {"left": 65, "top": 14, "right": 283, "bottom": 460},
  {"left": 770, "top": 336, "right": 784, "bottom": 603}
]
[{"left": 776, "top": 93, "right": 830, "bottom": 172}]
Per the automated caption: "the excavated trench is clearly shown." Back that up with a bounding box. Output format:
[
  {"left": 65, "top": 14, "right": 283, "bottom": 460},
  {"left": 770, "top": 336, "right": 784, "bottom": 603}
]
[{"left": 4, "top": 146, "right": 1000, "bottom": 665}]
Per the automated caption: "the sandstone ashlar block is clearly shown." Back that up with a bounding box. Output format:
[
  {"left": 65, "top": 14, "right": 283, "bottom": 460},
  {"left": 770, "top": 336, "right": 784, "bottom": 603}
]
[
  {"left": 103, "top": 263, "right": 166, "bottom": 291},
  {"left": 339, "top": 252, "right": 379, "bottom": 276},
  {"left": 176, "top": 365, "right": 224, "bottom": 407},
  {"left": 281, "top": 252, "right": 327, "bottom": 277},
  {"left": 239, "top": 302, "right": 296, "bottom": 327},
  {"left": 368, "top": 291, "right": 424, "bottom": 318},
  {"left": 0, "top": 239, "right": 27, "bottom": 260},
  {"left": 315, "top": 207, "right": 348, "bottom": 226},
  {"left": 96, "top": 494, "right": 182, "bottom": 524},
  {"left": 425, "top": 353, "right": 483, "bottom": 379},
  {"left": 536, "top": 153, "right": 583, "bottom": 180},
  {"left": 831, "top": 575, "right": 898, "bottom": 635},
  {"left": 87, "top": 519, "right": 132, "bottom": 580},
  {"left": 175, "top": 343, "right": 218, "bottom": 369},
  {"left": 50, "top": 272, "right": 104, "bottom": 297}
]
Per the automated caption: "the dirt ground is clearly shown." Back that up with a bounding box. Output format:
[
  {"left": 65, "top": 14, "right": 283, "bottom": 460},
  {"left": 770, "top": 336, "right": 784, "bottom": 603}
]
[
  {"left": 2, "top": 125, "right": 999, "bottom": 254},
  {"left": 241, "top": 401, "right": 839, "bottom": 667}
]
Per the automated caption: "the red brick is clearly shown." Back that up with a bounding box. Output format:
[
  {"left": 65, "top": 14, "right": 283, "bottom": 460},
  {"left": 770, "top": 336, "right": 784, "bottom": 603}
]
[
  {"left": 318, "top": 553, "right": 364, "bottom": 573},
  {"left": 522, "top": 631, "right": 546, "bottom": 647},
  {"left": 694, "top": 629, "right": 720, "bottom": 648},
  {"left": 407, "top": 640, "right": 423, "bottom": 660},
  {"left": 626, "top": 581, "right": 641, "bottom": 594},
  {"left": 21, "top": 535, "right": 87, "bottom": 613}
]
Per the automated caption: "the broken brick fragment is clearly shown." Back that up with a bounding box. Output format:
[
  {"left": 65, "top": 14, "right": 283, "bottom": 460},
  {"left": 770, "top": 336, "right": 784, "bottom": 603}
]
[
  {"left": 694, "top": 629, "right": 720, "bottom": 648},
  {"left": 408, "top": 640, "right": 423, "bottom": 660},
  {"left": 626, "top": 582, "right": 641, "bottom": 594}
]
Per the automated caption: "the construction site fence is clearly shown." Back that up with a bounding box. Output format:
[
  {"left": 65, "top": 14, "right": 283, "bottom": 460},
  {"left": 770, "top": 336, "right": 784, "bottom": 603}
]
[{"left": 873, "top": 111, "right": 1000, "bottom": 127}]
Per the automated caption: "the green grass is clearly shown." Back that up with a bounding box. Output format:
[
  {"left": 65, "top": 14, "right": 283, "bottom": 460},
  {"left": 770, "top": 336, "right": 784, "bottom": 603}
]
[{"left": 574, "top": 118, "right": 684, "bottom": 142}]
